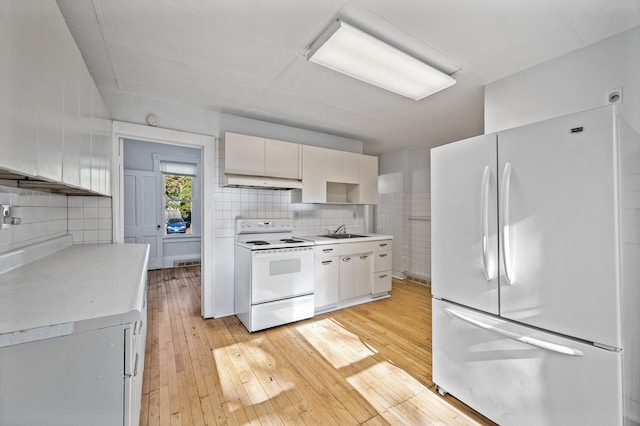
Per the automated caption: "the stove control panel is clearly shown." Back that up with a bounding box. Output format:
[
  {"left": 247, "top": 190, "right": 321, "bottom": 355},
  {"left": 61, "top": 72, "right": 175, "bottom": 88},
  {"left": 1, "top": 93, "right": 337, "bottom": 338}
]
[{"left": 236, "top": 218, "right": 293, "bottom": 234}]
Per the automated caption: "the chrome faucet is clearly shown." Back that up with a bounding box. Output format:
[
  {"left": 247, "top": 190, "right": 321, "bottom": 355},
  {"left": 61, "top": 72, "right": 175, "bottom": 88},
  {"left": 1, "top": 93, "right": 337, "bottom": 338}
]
[{"left": 334, "top": 224, "right": 346, "bottom": 235}]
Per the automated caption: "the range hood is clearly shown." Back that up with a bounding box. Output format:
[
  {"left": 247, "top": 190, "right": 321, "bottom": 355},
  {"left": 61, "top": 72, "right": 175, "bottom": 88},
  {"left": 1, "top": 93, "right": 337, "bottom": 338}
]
[{"left": 221, "top": 174, "right": 302, "bottom": 190}]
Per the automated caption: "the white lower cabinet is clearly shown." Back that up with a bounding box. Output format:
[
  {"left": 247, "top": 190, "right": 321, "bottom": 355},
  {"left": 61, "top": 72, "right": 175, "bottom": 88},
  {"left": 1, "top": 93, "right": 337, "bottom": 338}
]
[
  {"left": 338, "top": 245, "right": 373, "bottom": 300},
  {"left": 354, "top": 253, "right": 373, "bottom": 297},
  {"left": 0, "top": 319, "right": 146, "bottom": 426},
  {"left": 314, "top": 239, "right": 392, "bottom": 312},
  {"left": 314, "top": 257, "right": 339, "bottom": 308},
  {"left": 372, "top": 240, "right": 392, "bottom": 293}
]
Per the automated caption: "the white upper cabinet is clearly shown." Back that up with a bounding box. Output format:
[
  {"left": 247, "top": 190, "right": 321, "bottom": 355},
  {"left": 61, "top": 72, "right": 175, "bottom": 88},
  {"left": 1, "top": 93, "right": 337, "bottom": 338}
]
[
  {"left": 356, "top": 155, "right": 378, "bottom": 204},
  {"left": 224, "top": 133, "right": 265, "bottom": 176},
  {"left": 295, "top": 145, "right": 326, "bottom": 203},
  {"left": 264, "top": 138, "right": 300, "bottom": 180},
  {"left": 326, "top": 149, "right": 359, "bottom": 184},
  {"left": 0, "top": 1, "right": 40, "bottom": 177},
  {"left": 224, "top": 133, "right": 301, "bottom": 180},
  {"left": 36, "top": 0, "right": 65, "bottom": 182},
  {"left": 0, "top": 1, "right": 112, "bottom": 195}
]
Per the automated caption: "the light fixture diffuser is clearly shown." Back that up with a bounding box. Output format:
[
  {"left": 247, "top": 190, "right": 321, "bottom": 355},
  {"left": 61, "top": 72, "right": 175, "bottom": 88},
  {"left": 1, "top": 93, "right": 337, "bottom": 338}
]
[{"left": 307, "top": 20, "right": 456, "bottom": 101}]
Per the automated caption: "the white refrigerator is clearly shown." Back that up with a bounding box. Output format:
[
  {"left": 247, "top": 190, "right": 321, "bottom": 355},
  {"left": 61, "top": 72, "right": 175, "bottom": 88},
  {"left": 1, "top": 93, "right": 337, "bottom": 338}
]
[{"left": 431, "top": 105, "right": 640, "bottom": 425}]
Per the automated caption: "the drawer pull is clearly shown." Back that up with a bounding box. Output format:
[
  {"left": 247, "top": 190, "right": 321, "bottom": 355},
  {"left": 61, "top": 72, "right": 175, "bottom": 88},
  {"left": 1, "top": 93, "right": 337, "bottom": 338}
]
[
  {"left": 342, "top": 257, "right": 351, "bottom": 262},
  {"left": 322, "top": 248, "right": 334, "bottom": 253},
  {"left": 360, "top": 255, "right": 368, "bottom": 260},
  {"left": 379, "top": 243, "right": 388, "bottom": 247},
  {"left": 379, "top": 253, "right": 388, "bottom": 258},
  {"left": 321, "top": 260, "right": 333, "bottom": 265},
  {"left": 379, "top": 274, "right": 388, "bottom": 279}
]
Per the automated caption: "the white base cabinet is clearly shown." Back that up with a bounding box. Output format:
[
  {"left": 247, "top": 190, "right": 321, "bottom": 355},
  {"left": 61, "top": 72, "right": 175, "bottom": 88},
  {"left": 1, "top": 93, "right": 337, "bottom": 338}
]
[
  {"left": 0, "top": 317, "right": 146, "bottom": 426},
  {"left": 372, "top": 240, "right": 392, "bottom": 293},
  {"left": 0, "top": 243, "right": 149, "bottom": 426},
  {"left": 314, "top": 245, "right": 339, "bottom": 308}
]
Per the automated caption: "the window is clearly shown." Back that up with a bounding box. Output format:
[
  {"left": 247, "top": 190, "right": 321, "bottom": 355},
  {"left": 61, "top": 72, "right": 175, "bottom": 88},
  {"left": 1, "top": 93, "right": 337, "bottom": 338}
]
[{"left": 161, "top": 160, "right": 198, "bottom": 236}]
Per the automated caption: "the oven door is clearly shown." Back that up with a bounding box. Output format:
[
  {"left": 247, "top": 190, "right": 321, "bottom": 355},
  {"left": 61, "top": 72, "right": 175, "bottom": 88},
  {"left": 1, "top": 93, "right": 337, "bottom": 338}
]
[{"left": 251, "top": 247, "right": 314, "bottom": 304}]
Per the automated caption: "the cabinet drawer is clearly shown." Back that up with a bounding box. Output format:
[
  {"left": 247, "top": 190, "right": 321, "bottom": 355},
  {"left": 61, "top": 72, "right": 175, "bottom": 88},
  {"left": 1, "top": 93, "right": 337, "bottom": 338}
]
[
  {"left": 342, "top": 241, "right": 374, "bottom": 255},
  {"left": 374, "top": 240, "right": 392, "bottom": 251},
  {"left": 374, "top": 250, "right": 392, "bottom": 272},
  {"left": 373, "top": 271, "right": 392, "bottom": 293},
  {"left": 315, "top": 244, "right": 340, "bottom": 258}
]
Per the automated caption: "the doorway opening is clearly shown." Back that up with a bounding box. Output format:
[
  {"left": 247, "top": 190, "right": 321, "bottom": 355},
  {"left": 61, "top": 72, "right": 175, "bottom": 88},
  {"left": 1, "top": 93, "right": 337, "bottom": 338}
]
[
  {"left": 123, "top": 138, "right": 202, "bottom": 270},
  {"left": 112, "top": 121, "right": 215, "bottom": 318}
]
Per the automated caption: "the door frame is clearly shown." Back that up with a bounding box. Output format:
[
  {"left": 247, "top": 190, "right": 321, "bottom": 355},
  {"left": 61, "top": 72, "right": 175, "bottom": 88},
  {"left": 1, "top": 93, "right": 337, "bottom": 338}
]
[{"left": 112, "top": 121, "right": 215, "bottom": 318}]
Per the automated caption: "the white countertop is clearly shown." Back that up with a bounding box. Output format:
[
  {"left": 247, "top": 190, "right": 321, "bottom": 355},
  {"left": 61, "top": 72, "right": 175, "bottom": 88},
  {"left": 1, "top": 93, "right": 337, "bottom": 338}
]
[
  {"left": 0, "top": 243, "right": 149, "bottom": 347},
  {"left": 294, "top": 233, "right": 393, "bottom": 245}
]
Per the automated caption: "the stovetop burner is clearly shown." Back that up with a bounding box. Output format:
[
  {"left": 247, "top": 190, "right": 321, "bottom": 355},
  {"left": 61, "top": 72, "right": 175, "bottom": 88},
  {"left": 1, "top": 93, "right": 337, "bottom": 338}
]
[
  {"left": 246, "top": 240, "right": 270, "bottom": 245},
  {"left": 280, "top": 238, "right": 302, "bottom": 243}
]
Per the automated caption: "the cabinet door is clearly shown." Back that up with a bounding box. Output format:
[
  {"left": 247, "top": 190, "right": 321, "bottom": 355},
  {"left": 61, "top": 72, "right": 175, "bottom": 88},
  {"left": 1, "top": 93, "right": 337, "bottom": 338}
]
[
  {"left": 339, "top": 255, "right": 355, "bottom": 300},
  {"left": 326, "top": 148, "right": 343, "bottom": 182},
  {"left": 62, "top": 30, "right": 82, "bottom": 188},
  {"left": 431, "top": 133, "right": 499, "bottom": 315},
  {"left": 326, "top": 150, "right": 360, "bottom": 184},
  {"left": 314, "top": 257, "right": 339, "bottom": 308},
  {"left": 343, "top": 152, "right": 360, "bottom": 184},
  {"left": 300, "top": 145, "right": 326, "bottom": 203},
  {"left": 354, "top": 254, "right": 372, "bottom": 297},
  {"left": 0, "top": 1, "right": 39, "bottom": 176},
  {"left": 36, "top": 0, "right": 65, "bottom": 182},
  {"left": 224, "top": 132, "right": 264, "bottom": 176},
  {"left": 357, "top": 155, "right": 378, "bottom": 204},
  {"left": 264, "top": 138, "right": 300, "bottom": 179},
  {"left": 79, "top": 67, "right": 93, "bottom": 190}
]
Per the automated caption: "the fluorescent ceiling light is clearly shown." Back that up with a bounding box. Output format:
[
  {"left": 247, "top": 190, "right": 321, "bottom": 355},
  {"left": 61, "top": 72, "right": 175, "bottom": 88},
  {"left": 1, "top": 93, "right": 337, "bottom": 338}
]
[{"left": 307, "top": 20, "right": 456, "bottom": 101}]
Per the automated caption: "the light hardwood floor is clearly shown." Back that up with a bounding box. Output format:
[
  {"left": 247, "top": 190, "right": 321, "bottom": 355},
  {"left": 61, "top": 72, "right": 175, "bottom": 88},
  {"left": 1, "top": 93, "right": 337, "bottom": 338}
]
[{"left": 140, "top": 267, "right": 493, "bottom": 425}]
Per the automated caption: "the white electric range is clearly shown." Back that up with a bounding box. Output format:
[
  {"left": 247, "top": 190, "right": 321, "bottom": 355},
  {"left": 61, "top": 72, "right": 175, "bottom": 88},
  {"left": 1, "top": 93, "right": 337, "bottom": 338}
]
[{"left": 233, "top": 218, "right": 315, "bottom": 332}]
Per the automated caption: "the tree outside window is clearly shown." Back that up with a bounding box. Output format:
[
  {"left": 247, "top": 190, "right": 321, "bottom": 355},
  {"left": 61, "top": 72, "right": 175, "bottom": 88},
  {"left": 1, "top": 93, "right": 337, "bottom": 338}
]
[{"left": 164, "top": 174, "right": 192, "bottom": 235}]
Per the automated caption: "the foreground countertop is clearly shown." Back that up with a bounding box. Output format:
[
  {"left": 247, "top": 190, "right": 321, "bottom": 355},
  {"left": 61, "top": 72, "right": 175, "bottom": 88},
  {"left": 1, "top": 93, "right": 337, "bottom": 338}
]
[
  {"left": 0, "top": 243, "right": 149, "bottom": 347},
  {"left": 295, "top": 233, "right": 393, "bottom": 245}
]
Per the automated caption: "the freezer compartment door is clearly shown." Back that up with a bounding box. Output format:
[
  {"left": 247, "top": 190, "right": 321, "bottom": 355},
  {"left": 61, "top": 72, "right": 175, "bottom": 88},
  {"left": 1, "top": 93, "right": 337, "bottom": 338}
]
[
  {"left": 497, "top": 106, "right": 620, "bottom": 348},
  {"left": 431, "top": 133, "right": 499, "bottom": 314},
  {"left": 432, "top": 299, "right": 623, "bottom": 426}
]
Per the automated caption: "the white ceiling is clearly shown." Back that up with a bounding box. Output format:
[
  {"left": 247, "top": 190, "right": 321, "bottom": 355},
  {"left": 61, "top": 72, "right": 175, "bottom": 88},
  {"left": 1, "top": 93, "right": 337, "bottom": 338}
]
[{"left": 56, "top": 0, "right": 640, "bottom": 154}]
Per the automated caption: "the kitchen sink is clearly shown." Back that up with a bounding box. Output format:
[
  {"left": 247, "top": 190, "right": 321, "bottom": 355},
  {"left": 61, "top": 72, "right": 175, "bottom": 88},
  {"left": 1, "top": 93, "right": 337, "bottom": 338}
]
[{"left": 319, "top": 234, "right": 367, "bottom": 239}]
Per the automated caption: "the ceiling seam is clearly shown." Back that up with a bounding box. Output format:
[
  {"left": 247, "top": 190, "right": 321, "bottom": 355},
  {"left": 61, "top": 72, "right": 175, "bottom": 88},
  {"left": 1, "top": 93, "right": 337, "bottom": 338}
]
[{"left": 91, "top": 0, "right": 122, "bottom": 89}]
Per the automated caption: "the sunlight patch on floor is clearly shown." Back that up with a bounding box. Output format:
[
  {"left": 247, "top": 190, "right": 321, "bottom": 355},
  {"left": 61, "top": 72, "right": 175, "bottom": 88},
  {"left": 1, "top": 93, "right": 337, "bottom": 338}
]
[
  {"left": 296, "top": 317, "right": 378, "bottom": 369},
  {"left": 297, "top": 316, "right": 484, "bottom": 425}
]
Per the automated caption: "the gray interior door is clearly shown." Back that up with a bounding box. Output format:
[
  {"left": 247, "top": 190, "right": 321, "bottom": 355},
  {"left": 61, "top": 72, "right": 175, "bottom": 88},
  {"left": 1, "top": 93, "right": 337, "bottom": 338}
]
[{"left": 123, "top": 169, "right": 162, "bottom": 270}]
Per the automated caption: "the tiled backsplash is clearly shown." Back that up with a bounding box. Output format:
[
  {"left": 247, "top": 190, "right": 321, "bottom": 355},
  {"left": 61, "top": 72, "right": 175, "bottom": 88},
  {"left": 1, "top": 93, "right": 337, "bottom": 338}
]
[
  {"left": 0, "top": 185, "right": 67, "bottom": 253},
  {"left": 0, "top": 185, "right": 113, "bottom": 254},
  {"left": 67, "top": 196, "right": 113, "bottom": 244},
  {"left": 213, "top": 139, "right": 365, "bottom": 238}
]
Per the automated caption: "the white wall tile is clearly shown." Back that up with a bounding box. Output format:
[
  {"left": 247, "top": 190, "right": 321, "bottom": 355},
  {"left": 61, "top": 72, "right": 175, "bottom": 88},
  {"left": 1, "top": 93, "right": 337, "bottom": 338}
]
[{"left": 0, "top": 185, "right": 68, "bottom": 254}]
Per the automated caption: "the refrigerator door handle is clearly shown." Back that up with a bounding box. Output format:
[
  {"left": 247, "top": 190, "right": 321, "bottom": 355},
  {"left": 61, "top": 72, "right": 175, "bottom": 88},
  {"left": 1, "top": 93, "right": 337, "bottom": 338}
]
[
  {"left": 480, "top": 165, "right": 491, "bottom": 281},
  {"left": 500, "top": 162, "right": 515, "bottom": 285},
  {"left": 444, "top": 308, "right": 584, "bottom": 357}
]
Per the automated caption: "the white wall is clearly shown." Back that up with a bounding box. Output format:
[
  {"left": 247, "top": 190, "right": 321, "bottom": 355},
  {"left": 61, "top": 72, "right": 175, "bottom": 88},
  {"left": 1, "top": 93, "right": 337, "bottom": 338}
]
[
  {"left": 377, "top": 146, "right": 431, "bottom": 280},
  {"left": 485, "top": 26, "right": 640, "bottom": 133}
]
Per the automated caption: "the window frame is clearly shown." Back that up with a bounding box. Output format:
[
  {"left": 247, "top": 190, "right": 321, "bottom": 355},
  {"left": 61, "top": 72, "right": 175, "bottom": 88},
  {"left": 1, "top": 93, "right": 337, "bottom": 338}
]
[{"left": 153, "top": 154, "right": 201, "bottom": 239}]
